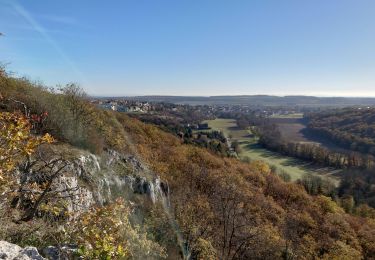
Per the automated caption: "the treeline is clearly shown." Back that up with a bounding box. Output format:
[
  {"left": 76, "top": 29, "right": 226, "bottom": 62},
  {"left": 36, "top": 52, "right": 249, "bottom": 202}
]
[
  {"left": 256, "top": 122, "right": 375, "bottom": 169},
  {"left": 131, "top": 114, "right": 230, "bottom": 156},
  {"left": 339, "top": 169, "right": 375, "bottom": 208},
  {"left": 256, "top": 120, "right": 375, "bottom": 215},
  {"left": 216, "top": 111, "right": 265, "bottom": 129},
  {"left": 131, "top": 113, "right": 188, "bottom": 135},
  {"left": 296, "top": 173, "right": 375, "bottom": 219},
  {"left": 306, "top": 108, "right": 375, "bottom": 155},
  {"left": 143, "top": 102, "right": 214, "bottom": 125}
]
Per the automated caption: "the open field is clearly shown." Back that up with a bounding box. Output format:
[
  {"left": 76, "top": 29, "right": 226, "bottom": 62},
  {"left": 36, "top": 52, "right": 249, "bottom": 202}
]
[
  {"left": 277, "top": 123, "right": 314, "bottom": 143},
  {"left": 267, "top": 117, "right": 353, "bottom": 153},
  {"left": 268, "top": 117, "right": 317, "bottom": 144},
  {"left": 269, "top": 113, "right": 304, "bottom": 119},
  {"left": 204, "top": 118, "right": 341, "bottom": 184}
]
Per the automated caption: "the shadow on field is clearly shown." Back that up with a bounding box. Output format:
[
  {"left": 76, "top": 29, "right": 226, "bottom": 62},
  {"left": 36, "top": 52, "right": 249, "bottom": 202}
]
[
  {"left": 228, "top": 126, "right": 240, "bottom": 131},
  {"left": 242, "top": 141, "right": 342, "bottom": 179}
]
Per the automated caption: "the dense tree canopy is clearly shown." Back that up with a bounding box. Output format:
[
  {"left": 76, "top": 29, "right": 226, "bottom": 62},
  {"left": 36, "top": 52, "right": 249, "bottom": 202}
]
[
  {"left": 118, "top": 113, "right": 375, "bottom": 259},
  {"left": 306, "top": 108, "right": 375, "bottom": 155}
]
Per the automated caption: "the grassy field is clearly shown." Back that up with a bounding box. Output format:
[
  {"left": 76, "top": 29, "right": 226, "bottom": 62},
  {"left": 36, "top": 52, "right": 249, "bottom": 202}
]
[
  {"left": 269, "top": 113, "right": 304, "bottom": 118},
  {"left": 204, "top": 118, "right": 341, "bottom": 184},
  {"left": 267, "top": 117, "right": 317, "bottom": 144},
  {"left": 267, "top": 116, "right": 352, "bottom": 153}
]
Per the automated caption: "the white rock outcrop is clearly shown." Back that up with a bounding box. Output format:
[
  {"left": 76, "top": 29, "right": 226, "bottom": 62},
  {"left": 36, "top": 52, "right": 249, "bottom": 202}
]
[{"left": 0, "top": 241, "right": 45, "bottom": 260}]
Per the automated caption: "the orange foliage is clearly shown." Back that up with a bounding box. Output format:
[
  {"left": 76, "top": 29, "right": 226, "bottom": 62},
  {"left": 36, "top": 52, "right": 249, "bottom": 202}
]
[{"left": 117, "top": 113, "right": 375, "bottom": 259}]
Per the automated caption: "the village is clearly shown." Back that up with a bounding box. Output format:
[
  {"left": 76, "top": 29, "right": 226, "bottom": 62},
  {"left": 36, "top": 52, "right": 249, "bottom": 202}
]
[
  {"left": 91, "top": 97, "right": 303, "bottom": 119},
  {"left": 91, "top": 99, "right": 154, "bottom": 113}
]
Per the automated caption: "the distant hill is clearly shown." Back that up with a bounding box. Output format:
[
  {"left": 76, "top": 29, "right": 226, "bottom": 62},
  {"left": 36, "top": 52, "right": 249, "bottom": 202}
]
[{"left": 116, "top": 95, "right": 375, "bottom": 107}]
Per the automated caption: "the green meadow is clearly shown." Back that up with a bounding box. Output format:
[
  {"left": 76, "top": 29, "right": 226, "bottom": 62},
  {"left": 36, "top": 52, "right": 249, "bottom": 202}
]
[{"left": 204, "top": 118, "right": 341, "bottom": 184}]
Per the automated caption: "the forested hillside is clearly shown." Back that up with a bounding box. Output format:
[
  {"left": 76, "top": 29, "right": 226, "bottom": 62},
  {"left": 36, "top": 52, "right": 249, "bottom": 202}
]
[
  {"left": 1, "top": 68, "right": 375, "bottom": 259},
  {"left": 119, "top": 113, "right": 375, "bottom": 259},
  {"left": 303, "top": 108, "right": 375, "bottom": 210},
  {"left": 306, "top": 108, "right": 375, "bottom": 155}
]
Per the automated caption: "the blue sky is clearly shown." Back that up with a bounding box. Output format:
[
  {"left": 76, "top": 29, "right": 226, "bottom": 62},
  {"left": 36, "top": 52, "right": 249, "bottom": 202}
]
[{"left": 1, "top": 0, "right": 375, "bottom": 96}]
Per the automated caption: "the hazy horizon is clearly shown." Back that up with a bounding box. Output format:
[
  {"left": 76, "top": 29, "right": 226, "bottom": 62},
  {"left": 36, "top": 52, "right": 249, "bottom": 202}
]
[
  {"left": 1, "top": 0, "right": 375, "bottom": 97},
  {"left": 92, "top": 93, "right": 375, "bottom": 99}
]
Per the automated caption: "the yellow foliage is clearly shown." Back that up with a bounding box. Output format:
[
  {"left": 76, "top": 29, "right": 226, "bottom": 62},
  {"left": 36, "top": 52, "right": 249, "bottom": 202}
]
[
  {"left": 316, "top": 195, "right": 344, "bottom": 214},
  {"left": 248, "top": 160, "right": 271, "bottom": 175},
  {"left": 195, "top": 238, "right": 217, "bottom": 260},
  {"left": 322, "top": 241, "right": 362, "bottom": 260},
  {"left": 0, "top": 112, "right": 54, "bottom": 189},
  {"left": 70, "top": 198, "right": 166, "bottom": 260}
]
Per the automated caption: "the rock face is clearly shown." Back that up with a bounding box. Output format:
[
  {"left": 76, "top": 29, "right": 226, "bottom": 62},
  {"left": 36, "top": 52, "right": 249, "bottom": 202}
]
[
  {"left": 96, "top": 149, "right": 171, "bottom": 205},
  {"left": 42, "top": 245, "right": 78, "bottom": 260},
  {"left": 3, "top": 148, "right": 172, "bottom": 259},
  {"left": 14, "top": 147, "right": 170, "bottom": 219},
  {"left": 0, "top": 241, "right": 45, "bottom": 260}
]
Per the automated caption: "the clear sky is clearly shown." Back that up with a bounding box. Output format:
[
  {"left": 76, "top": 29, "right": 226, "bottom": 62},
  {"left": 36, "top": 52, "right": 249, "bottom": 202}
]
[{"left": 1, "top": 0, "right": 375, "bottom": 97}]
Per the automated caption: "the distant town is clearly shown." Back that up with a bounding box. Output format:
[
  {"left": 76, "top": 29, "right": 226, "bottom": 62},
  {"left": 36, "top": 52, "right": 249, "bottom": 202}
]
[{"left": 90, "top": 97, "right": 306, "bottom": 119}]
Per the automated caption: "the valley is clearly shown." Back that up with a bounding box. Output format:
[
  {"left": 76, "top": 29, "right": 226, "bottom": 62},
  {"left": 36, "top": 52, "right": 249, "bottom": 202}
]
[
  {"left": 2, "top": 1, "right": 375, "bottom": 258},
  {"left": 204, "top": 118, "right": 341, "bottom": 183},
  {"left": 1, "top": 69, "right": 375, "bottom": 259}
]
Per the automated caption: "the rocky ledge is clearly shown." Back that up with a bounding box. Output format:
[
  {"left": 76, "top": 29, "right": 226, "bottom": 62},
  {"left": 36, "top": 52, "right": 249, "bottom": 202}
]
[{"left": 0, "top": 241, "right": 44, "bottom": 260}]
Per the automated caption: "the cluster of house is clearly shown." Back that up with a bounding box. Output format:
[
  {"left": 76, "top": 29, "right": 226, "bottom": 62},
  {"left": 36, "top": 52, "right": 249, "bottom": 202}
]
[
  {"left": 92, "top": 98, "right": 302, "bottom": 119},
  {"left": 93, "top": 100, "right": 153, "bottom": 113},
  {"left": 214, "top": 104, "right": 299, "bottom": 117}
]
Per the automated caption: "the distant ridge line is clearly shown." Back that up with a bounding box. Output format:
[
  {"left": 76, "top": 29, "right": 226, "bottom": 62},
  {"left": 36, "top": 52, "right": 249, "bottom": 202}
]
[{"left": 93, "top": 95, "right": 375, "bottom": 107}]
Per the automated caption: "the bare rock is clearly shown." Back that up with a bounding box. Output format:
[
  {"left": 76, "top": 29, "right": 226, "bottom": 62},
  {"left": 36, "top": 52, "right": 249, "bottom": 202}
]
[{"left": 0, "top": 241, "right": 45, "bottom": 260}]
